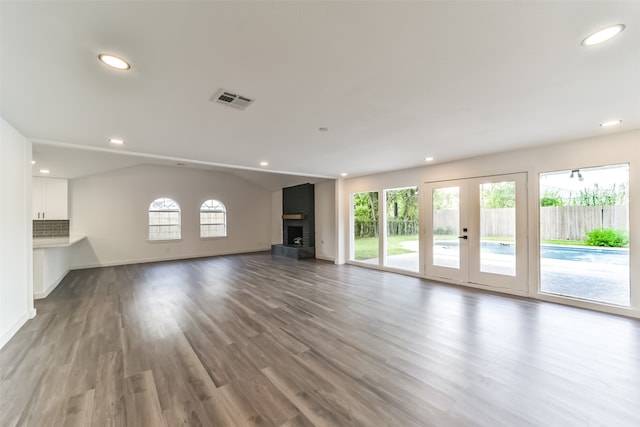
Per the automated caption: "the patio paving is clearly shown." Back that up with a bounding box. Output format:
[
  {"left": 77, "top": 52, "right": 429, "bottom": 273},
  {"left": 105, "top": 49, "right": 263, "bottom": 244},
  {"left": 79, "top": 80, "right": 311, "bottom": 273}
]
[{"left": 357, "top": 244, "right": 630, "bottom": 306}]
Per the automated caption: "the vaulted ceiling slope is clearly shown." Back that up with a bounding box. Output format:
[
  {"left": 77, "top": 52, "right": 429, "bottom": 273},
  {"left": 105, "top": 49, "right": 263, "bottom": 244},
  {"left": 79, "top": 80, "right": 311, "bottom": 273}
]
[{"left": 2, "top": 1, "right": 639, "bottom": 179}]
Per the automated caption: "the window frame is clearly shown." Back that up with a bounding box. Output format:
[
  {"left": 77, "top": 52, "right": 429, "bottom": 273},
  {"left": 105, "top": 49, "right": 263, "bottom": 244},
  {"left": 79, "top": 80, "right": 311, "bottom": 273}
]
[
  {"left": 148, "top": 197, "right": 182, "bottom": 241},
  {"left": 200, "top": 199, "right": 227, "bottom": 238}
]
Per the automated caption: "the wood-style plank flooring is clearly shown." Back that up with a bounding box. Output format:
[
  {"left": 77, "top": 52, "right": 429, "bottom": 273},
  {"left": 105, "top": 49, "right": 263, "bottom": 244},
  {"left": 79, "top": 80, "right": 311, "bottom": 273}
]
[{"left": 1, "top": 252, "right": 639, "bottom": 426}]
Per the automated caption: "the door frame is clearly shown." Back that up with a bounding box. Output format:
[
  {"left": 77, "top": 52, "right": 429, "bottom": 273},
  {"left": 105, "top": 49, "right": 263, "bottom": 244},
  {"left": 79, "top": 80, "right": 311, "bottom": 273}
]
[{"left": 423, "top": 173, "right": 528, "bottom": 292}]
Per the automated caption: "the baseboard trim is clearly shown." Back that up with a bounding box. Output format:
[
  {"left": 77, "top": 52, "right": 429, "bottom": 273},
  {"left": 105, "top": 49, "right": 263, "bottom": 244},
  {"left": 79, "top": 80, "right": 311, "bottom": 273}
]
[
  {"left": 34, "top": 268, "right": 70, "bottom": 299},
  {"left": 70, "top": 247, "right": 271, "bottom": 270},
  {"left": 0, "top": 312, "right": 29, "bottom": 350}
]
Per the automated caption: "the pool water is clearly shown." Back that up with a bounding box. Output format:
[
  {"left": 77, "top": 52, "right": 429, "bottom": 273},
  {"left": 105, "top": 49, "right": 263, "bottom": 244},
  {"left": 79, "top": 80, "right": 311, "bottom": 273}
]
[
  {"left": 434, "top": 240, "right": 629, "bottom": 306},
  {"left": 540, "top": 245, "right": 627, "bottom": 265},
  {"left": 435, "top": 241, "right": 628, "bottom": 265}
]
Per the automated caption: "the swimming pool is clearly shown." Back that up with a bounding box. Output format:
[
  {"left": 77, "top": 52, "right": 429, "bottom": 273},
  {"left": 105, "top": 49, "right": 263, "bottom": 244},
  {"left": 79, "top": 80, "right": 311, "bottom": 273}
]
[
  {"left": 434, "top": 240, "right": 629, "bottom": 265},
  {"left": 433, "top": 240, "right": 629, "bottom": 305}
]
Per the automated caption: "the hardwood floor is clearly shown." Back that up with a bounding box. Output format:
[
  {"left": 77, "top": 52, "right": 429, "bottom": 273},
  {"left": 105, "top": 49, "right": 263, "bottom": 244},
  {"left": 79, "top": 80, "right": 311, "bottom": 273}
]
[{"left": 1, "top": 252, "right": 639, "bottom": 426}]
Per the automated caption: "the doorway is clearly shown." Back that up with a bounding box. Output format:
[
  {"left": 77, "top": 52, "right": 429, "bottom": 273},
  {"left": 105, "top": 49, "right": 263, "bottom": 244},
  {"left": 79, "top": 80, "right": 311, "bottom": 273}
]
[{"left": 424, "top": 173, "right": 528, "bottom": 291}]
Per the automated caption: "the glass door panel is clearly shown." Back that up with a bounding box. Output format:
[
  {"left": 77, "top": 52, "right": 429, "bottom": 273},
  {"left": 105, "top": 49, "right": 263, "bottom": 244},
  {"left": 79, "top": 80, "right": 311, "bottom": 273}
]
[
  {"left": 432, "top": 187, "right": 461, "bottom": 269},
  {"left": 352, "top": 191, "right": 380, "bottom": 265},
  {"left": 479, "top": 181, "right": 516, "bottom": 276},
  {"left": 384, "top": 187, "right": 419, "bottom": 272},
  {"left": 425, "top": 180, "right": 468, "bottom": 282},
  {"left": 425, "top": 173, "right": 527, "bottom": 291}
]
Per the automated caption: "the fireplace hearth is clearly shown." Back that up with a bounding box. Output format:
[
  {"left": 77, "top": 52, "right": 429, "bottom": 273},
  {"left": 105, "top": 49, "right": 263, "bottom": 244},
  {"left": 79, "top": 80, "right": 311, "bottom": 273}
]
[{"left": 271, "top": 183, "right": 315, "bottom": 259}]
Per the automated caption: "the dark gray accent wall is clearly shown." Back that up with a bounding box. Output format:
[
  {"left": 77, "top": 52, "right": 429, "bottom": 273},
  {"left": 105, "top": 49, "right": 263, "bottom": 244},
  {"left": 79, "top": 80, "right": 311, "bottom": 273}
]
[{"left": 282, "top": 183, "right": 315, "bottom": 248}]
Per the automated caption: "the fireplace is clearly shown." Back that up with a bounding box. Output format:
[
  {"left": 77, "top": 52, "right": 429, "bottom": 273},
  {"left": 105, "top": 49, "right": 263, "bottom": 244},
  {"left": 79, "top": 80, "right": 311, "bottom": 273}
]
[
  {"left": 272, "top": 183, "right": 315, "bottom": 259},
  {"left": 287, "top": 226, "right": 303, "bottom": 245}
]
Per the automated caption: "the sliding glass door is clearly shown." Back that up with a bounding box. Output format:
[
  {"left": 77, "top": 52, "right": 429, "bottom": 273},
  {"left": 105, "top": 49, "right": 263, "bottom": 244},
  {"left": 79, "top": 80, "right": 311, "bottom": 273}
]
[
  {"left": 352, "top": 191, "right": 379, "bottom": 265},
  {"left": 384, "top": 187, "right": 419, "bottom": 272},
  {"left": 351, "top": 187, "right": 420, "bottom": 273}
]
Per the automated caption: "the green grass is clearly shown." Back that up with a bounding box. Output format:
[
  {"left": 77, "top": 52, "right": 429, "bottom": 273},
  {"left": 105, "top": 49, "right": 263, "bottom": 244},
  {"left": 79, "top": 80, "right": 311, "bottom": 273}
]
[
  {"left": 541, "top": 239, "right": 586, "bottom": 246},
  {"left": 354, "top": 235, "right": 417, "bottom": 261},
  {"left": 433, "top": 234, "right": 457, "bottom": 241}
]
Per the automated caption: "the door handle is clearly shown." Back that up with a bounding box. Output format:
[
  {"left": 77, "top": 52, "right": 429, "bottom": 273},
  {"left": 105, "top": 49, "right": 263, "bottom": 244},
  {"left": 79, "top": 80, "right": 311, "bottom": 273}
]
[{"left": 458, "top": 235, "right": 468, "bottom": 239}]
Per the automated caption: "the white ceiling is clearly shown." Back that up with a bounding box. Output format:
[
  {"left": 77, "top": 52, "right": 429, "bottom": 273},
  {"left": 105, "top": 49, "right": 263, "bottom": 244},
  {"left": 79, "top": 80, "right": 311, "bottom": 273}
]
[
  {"left": 2, "top": 1, "right": 639, "bottom": 183},
  {"left": 30, "top": 143, "right": 326, "bottom": 191}
]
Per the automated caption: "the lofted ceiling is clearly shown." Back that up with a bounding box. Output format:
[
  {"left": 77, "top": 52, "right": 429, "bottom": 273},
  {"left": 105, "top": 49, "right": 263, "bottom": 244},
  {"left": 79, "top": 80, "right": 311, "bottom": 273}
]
[{"left": 2, "top": 1, "right": 639, "bottom": 183}]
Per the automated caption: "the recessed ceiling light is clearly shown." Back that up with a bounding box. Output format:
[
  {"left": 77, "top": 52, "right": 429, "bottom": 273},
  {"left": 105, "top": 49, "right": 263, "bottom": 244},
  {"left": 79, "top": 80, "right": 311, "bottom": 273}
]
[
  {"left": 31, "top": 160, "right": 36, "bottom": 165},
  {"left": 581, "top": 24, "right": 625, "bottom": 46},
  {"left": 39, "top": 169, "right": 50, "bottom": 174},
  {"left": 319, "top": 127, "right": 329, "bottom": 132},
  {"left": 425, "top": 157, "right": 434, "bottom": 162},
  {"left": 340, "top": 172, "right": 348, "bottom": 177},
  {"left": 260, "top": 161, "right": 269, "bottom": 166},
  {"left": 98, "top": 53, "right": 131, "bottom": 70},
  {"left": 600, "top": 119, "right": 622, "bottom": 127},
  {"left": 109, "top": 138, "right": 125, "bottom": 144}
]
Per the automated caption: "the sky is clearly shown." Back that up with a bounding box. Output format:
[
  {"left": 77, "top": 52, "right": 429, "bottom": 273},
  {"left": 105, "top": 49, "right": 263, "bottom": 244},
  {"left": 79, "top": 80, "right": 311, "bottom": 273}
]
[{"left": 539, "top": 163, "right": 628, "bottom": 198}]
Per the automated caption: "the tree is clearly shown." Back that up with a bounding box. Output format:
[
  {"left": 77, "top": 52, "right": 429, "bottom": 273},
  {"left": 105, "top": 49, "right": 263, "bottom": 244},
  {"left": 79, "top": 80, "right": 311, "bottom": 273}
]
[
  {"left": 432, "top": 188, "right": 458, "bottom": 210},
  {"left": 386, "top": 188, "right": 418, "bottom": 220},
  {"left": 353, "top": 192, "right": 378, "bottom": 222},
  {"left": 570, "top": 183, "right": 628, "bottom": 206},
  {"left": 481, "top": 182, "right": 515, "bottom": 208}
]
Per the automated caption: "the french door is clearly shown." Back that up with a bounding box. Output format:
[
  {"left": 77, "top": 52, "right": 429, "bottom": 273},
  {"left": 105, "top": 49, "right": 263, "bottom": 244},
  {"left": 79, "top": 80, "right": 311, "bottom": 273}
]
[{"left": 424, "top": 173, "right": 528, "bottom": 292}]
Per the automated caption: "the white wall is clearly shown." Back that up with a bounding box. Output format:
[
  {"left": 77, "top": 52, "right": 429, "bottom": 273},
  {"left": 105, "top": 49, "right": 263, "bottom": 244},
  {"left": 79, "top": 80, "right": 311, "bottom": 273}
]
[
  {"left": 271, "top": 190, "right": 282, "bottom": 245},
  {"left": 69, "top": 164, "right": 272, "bottom": 268},
  {"left": 340, "top": 129, "right": 640, "bottom": 317},
  {"left": 315, "top": 180, "right": 336, "bottom": 261},
  {"left": 0, "top": 117, "right": 34, "bottom": 349}
]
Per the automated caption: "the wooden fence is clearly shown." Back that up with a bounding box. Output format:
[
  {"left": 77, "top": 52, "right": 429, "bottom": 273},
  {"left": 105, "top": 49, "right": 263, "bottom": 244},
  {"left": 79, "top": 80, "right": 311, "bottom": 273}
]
[
  {"left": 354, "top": 220, "right": 419, "bottom": 238},
  {"left": 355, "top": 205, "right": 629, "bottom": 240},
  {"left": 434, "top": 206, "right": 628, "bottom": 240},
  {"left": 540, "top": 205, "right": 628, "bottom": 241}
]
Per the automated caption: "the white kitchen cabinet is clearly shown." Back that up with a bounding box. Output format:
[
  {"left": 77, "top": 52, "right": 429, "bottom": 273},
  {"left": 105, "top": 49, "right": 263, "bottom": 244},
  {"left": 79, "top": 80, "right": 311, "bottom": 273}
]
[{"left": 32, "top": 177, "right": 68, "bottom": 220}]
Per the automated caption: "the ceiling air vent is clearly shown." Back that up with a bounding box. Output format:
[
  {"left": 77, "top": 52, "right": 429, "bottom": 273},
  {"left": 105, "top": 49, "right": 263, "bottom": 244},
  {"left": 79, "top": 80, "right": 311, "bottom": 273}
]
[{"left": 212, "top": 89, "right": 254, "bottom": 111}]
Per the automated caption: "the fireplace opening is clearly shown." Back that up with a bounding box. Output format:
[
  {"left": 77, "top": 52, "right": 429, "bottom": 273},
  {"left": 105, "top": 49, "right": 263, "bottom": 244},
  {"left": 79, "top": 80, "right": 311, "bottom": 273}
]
[{"left": 287, "top": 226, "right": 303, "bottom": 245}]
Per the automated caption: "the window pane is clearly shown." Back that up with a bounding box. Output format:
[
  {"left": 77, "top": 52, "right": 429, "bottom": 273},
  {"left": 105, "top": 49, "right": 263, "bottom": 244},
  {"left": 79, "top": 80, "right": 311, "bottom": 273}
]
[
  {"left": 432, "top": 187, "right": 459, "bottom": 268},
  {"left": 352, "top": 191, "right": 379, "bottom": 264},
  {"left": 479, "top": 181, "right": 516, "bottom": 276},
  {"left": 385, "top": 187, "right": 419, "bottom": 272},
  {"left": 148, "top": 197, "right": 181, "bottom": 240},
  {"left": 539, "top": 164, "right": 629, "bottom": 306},
  {"left": 200, "top": 199, "right": 226, "bottom": 237}
]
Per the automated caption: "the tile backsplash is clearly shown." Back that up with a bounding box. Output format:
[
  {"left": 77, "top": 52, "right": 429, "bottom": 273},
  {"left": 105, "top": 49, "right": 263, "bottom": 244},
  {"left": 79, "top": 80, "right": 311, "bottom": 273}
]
[{"left": 33, "top": 220, "right": 70, "bottom": 238}]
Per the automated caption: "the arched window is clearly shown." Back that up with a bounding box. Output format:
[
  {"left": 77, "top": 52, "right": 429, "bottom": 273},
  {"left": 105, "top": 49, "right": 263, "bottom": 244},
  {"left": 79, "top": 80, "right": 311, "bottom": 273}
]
[
  {"left": 148, "top": 197, "right": 181, "bottom": 240},
  {"left": 200, "top": 199, "right": 226, "bottom": 238}
]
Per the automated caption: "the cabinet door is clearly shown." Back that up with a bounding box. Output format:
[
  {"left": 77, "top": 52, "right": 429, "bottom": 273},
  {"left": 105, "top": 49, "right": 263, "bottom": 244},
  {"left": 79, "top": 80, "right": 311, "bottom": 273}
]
[
  {"left": 43, "top": 178, "right": 68, "bottom": 220},
  {"left": 32, "top": 177, "right": 46, "bottom": 219}
]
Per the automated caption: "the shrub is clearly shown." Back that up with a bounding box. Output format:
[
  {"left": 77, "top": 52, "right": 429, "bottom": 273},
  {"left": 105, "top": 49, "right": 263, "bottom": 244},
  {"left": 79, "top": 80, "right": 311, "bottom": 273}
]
[
  {"left": 584, "top": 228, "right": 629, "bottom": 248},
  {"left": 540, "top": 191, "right": 564, "bottom": 206}
]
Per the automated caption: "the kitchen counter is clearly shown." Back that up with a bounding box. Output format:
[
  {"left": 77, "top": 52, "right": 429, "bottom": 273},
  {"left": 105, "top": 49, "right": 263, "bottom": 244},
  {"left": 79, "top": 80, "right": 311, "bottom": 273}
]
[
  {"left": 33, "top": 235, "right": 86, "bottom": 298},
  {"left": 33, "top": 235, "right": 86, "bottom": 249}
]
